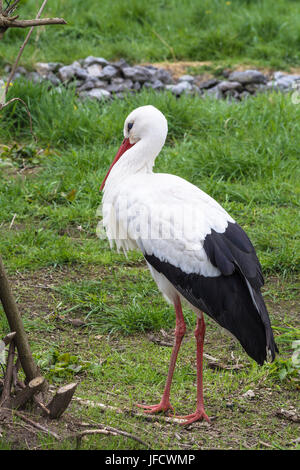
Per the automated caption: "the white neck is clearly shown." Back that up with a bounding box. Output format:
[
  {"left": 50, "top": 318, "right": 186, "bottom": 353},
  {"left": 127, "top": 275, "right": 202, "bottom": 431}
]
[{"left": 103, "top": 136, "right": 163, "bottom": 196}]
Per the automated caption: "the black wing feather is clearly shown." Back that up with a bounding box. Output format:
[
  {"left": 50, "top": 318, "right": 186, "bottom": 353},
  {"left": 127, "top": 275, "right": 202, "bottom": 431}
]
[{"left": 144, "top": 222, "right": 278, "bottom": 365}]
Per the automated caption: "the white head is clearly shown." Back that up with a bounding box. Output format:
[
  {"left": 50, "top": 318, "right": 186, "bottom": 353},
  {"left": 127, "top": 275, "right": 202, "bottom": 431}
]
[
  {"left": 100, "top": 105, "right": 168, "bottom": 191},
  {"left": 124, "top": 105, "right": 168, "bottom": 145}
]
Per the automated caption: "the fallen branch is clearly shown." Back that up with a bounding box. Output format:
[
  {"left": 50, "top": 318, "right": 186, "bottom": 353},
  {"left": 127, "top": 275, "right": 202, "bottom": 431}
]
[
  {"left": 73, "top": 397, "right": 188, "bottom": 425},
  {"left": 75, "top": 428, "right": 118, "bottom": 448},
  {"left": 13, "top": 410, "right": 60, "bottom": 440},
  {"left": 74, "top": 425, "right": 149, "bottom": 449}
]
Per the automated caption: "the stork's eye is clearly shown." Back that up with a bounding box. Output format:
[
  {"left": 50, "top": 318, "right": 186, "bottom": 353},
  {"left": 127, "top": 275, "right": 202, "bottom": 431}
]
[{"left": 128, "top": 122, "right": 134, "bottom": 131}]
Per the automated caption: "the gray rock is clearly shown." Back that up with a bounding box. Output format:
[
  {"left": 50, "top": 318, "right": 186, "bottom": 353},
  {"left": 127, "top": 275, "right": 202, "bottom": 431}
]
[
  {"left": 224, "top": 89, "right": 240, "bottom": 101},
  {"left": 273, "top": 71, "right": 285, "bottom": 80},
  {"left": 26, "top": 72, "right": 43, "bottom": 84},
  {"left": 35, "top": 62, "right": 61, "bottom": 76},
  {"left": 133, "top": 81, "right": 142, "bottom": 91},
  {"left": 15, "top": 66, "right": 27, "bottom": 75},
  {"left": 274, "top": 74, "right": 300, "bottom": 91},
  {"left": 166, "top": 81, "right": 193, "bottom": 96},
  {"left": 178, "top": 75, "right": 194, "bottom": 83},
  {"left": 155, "top": 68, "right": 173, "bottom": 84},
  {"left": 244, "top": 83, "right": 267, "bottom": 94},
  {"left": 82, "top": 56, "right": 109, "bottom": 68},
  {"left": 143, "top": 80, "right": 164, "bottom": 90},
  {"left": 122, "top": 66, "right": 152, "bottom": 83},
  {"left": 99, "top": 65, "right": 119, "bottom": 80},
  {"left": 203, "top": 85, "right": 223, "bottom": 99},
  {"left": 217, "top": 80, "right": 243, "bottom": 92},
  {"left": 228, "top": 70, "right": 267, "bottom": 84},
  {"left": 197, "top": 78, "right": 219, "bottom": 90},
  {"left": 46, "top": 72, "right": 61, "bottom": 86},
  {"left": 80, "top": 88, "right": 111, "bottom": 101},
  {"left": 112, "top": 59, "right": 130, "bottom": 70},
  {"left": 86, "top": 64, "right": 103, "bottom": 78},
  {"left": 77, "top": 78, "right": 108, "bottom": 92},
  {"left": 150, "top": 79, "right": 165, "bottom": 90},
  {"left": 58, "top": 64, "right": 88, "bottom": 82},
  {"left": 107, "top": 78, "right": 133, "bottom": 93},
  {"left": 239, "top": 91, "right": 251, "bottom": 100}
]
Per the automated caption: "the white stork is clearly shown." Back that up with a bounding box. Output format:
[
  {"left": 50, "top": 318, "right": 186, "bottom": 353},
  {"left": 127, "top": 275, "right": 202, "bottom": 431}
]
[{"left": 100, "top": 105, "right": 278, "bottom": 425}]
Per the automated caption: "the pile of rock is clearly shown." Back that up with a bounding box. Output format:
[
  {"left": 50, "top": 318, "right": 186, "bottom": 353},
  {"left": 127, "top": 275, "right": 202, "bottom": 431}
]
[{"left": 3, "top": 57, "right": 300, "bottom": 102}]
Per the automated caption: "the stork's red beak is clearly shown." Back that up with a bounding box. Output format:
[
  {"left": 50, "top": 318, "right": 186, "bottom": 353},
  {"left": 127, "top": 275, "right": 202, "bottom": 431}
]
[{"left": 100, "top": 138, "right": 135, "bottom": 191}]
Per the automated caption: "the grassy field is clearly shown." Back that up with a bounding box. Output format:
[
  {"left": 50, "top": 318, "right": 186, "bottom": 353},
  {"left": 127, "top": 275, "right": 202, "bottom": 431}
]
[
  {"left": 0, "top": 0, "right": 299, "bottom": 451},
  {"left": 1, "top": 0, "right": 300, "bottom": 69}
]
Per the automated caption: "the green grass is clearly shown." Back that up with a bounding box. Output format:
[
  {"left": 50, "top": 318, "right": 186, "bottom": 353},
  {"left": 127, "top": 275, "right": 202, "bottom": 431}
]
[
  {"left": 0, "top": 3, "right": 299, "bottom": 447},
  {"left": 1, "top": 0, "right": 300, "bottom": 69},
  {"left": 0, "top": 80, "right": 299, "bottom": 281}
]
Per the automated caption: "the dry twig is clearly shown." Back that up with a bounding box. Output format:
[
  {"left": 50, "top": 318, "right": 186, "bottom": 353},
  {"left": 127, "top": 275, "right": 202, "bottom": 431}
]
[
  {"left": 0, "top": 0, "right": 66, "bottom": 39},
  {"left": 0, "top": 0, "right": 66, "bottom": 140},
  {"left": 13, "top": 410, "right": 60, "bottom": 440},
  {"left": 74, "top": 425, "right": 149, "bottom": 449}
]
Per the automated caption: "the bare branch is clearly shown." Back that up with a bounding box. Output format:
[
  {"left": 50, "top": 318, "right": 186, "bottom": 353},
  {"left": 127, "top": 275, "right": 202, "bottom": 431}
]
[
  {"left": 0, "top": 340, "right": 15, "bottom": 407},
  {"left": 13, "top": 410, "right": 60, "bottom": 440},
  {"left": 0, "top": 16, "right": 66, "bottom": 29},
  {"left": 0, "top": 255, "right": 40, "bottom": 383}
]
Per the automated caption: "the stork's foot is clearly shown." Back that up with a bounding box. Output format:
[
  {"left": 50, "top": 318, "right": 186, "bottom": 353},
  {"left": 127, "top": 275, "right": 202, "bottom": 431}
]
[
  {"left": 137, "top": 400, "right": 174, "bottom": 415},
  {"left": 176, "top": 407, "right": 210, "bottom": 426}
]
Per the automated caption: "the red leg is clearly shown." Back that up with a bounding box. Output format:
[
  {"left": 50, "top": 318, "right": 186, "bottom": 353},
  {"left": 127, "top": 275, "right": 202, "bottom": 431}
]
[
  {"left": 176, "top": 314, "right": 210, "bottom": 425},
  {"left": 137, "top": 296, "right": 186, "bottom": 415}
]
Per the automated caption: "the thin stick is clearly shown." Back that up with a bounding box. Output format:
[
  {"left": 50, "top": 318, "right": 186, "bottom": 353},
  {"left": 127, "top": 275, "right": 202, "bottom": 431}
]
[
  {"left": 150, "top": 28, "right": 176, "bottom": 61},
  {"left": 2, "top": 17, "right": 66, "bottom": 28},
  {"left": 0, "top": 255, "right": 40, "bottom": 383},
  {"left": 74, "top": 397, "right": 187, "bottom": 424},
  {"left": 99, "top": 424, "right": 150, "bottom": 448},
  {"left": 9, "top": 213, "right": 17, "bottom": 230},
  {"left": 74, "top": 426, "right": 149, "bottom": 449},
  {"left": 13, "top": 410, "right": 60, "bottom": 440},
  {"left": 5, "top": 0, "right": 50, "bottom": 95},
  {"left": 0, "top": 340, "right": 15, "bottom": 407}
]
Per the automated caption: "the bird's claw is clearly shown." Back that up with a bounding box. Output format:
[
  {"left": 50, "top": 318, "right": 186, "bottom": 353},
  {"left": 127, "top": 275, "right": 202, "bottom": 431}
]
[
  {"left": 175, "top": 408, "right": 210, "bottom": 426},
  {"left": 137, "top": 401, "right": 174, "bottom": 415}
]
